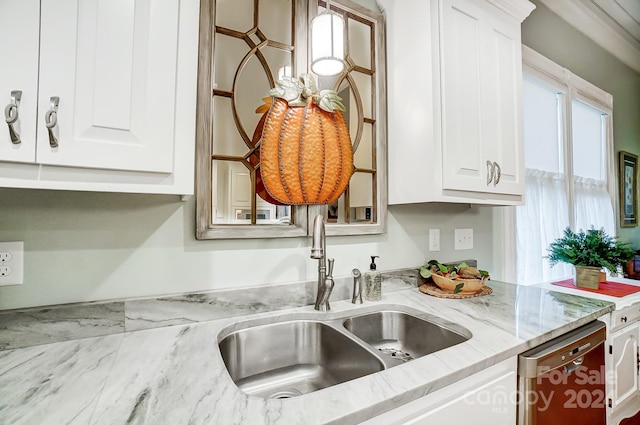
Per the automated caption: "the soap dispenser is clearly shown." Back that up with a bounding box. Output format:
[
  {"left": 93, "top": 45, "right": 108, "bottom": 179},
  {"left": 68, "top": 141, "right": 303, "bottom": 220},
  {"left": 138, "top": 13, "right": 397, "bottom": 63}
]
[{"left": 364, "top": 255, "right": 381, "bottom": 301}]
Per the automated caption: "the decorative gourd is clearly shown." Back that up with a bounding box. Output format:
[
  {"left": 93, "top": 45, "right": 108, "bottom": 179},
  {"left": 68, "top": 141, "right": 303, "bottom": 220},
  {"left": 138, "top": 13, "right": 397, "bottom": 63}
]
[
  {"left": 249, "top": 101, "right": 284, "bottom": 206},
  {"left": 258, "top": 74, "right": 354, "bottom": 205}
]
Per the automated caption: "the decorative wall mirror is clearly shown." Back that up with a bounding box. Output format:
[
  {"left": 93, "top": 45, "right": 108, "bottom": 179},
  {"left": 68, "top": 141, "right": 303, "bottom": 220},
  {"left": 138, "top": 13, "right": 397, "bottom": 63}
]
[
  {"left": 311, "top": 0, "right": 387, "bottom": 236},
  {"left": 195, "top": 0, "right": 386, "bottom": 239}
]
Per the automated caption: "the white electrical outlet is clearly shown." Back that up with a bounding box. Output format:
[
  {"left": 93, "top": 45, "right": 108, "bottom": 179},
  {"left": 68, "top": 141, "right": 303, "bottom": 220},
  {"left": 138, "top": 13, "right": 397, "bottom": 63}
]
[
  {"left": 429, "top": 229, "right": 440, "bottom": 251},
  {"left": 0, "top": 241, "right": 24, "bottom": 286},
  {"left": 454, "top": 228, "right": 473, "bottom": 250}
]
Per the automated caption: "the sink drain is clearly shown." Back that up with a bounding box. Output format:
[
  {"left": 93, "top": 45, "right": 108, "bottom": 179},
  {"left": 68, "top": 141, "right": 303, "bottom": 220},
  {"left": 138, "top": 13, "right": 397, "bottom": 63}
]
[
  {"left": 269, "top": 389, "right": 303, "bottom": 399},
  {"left": 379, "top": 347, "right": 414, "bottom": 362}
]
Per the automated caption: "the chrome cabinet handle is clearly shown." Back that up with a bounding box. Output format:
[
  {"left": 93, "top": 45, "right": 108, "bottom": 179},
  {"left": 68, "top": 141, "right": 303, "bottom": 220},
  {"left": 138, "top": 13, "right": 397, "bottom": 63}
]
[
  {"left": 486, "top": 160, "right": 494, "bottom": 186},
  {"left": 44, "top": 96, "right": 59, "bottom": 148},
  {"left": 493, "top": 162, "right": 501, "bottom": 186},
  {"left": 4, "top": 90, "right": 22, "bottom": 144}
]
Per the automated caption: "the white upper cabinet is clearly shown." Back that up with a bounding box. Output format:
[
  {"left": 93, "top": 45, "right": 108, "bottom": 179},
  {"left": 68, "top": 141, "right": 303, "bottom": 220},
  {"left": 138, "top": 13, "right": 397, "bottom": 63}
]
[
  {"left": 382, "top": 0, "right": 534, "bottom": 205},
  {"left": 0, "top": 0, "right": 200, "bottom": 195}
]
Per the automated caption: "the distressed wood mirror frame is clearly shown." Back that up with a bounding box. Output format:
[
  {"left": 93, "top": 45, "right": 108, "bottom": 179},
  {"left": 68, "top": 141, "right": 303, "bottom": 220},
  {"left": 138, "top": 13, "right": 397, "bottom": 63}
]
[{"left": 195, "top": 0, "right": 387, "bottom": 239}]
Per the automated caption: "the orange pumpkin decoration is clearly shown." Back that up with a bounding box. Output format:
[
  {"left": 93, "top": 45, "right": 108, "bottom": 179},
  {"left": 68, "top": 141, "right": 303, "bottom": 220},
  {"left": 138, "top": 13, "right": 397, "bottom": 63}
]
[
  {"left": 249, "top": 101, "right": 285, "bottom": 206},
  {"left": 259, "top": 75, "right": 354, "bottom": 205}
]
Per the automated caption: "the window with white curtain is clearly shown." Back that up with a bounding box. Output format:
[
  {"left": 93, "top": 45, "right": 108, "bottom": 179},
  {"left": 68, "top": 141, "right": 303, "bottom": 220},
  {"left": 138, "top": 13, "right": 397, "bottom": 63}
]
[{"left": 514, "top": 46, "right": 615, "bottom": 285}]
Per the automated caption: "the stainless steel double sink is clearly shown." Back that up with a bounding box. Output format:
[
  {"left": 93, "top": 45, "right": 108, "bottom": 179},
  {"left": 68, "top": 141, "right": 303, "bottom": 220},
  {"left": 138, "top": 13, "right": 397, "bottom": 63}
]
[{"left": 217, "top": 305, "right": 472, "bottom": 399}]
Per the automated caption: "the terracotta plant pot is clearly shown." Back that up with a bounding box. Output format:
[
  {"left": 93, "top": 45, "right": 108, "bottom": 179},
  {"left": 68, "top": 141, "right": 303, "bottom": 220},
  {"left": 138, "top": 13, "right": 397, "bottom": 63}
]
[{"left": 575, "top": 266, "right": 601, "bottom": 289}]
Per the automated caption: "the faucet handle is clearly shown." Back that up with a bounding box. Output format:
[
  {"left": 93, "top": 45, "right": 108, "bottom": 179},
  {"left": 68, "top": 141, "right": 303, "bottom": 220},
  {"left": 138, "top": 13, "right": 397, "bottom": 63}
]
[
  {"left": 322, "top": 275, "right": 335, "bottom": 311},
  {"left": 327, "top": 258, "right": 335, "bottom": 277}
]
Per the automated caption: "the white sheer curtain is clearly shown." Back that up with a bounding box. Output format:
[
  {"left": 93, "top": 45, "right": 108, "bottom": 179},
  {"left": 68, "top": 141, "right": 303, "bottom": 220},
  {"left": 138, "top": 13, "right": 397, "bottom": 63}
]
[
  {"left": 574, "top": 177, "right": 615, "bottom": 236},
  {"left": 516, "top": 172, "right": 616, "bottom": 285},
  {"left": 516, "top": 169, "right": 572, "bottom": 284}
]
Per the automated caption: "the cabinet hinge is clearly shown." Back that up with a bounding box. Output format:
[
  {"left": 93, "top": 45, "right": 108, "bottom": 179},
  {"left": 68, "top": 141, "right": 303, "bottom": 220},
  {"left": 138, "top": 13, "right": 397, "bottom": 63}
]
[
  {"left": 609, "top": 345, "right": 613, "bottom": 355},
  {"left": 608, "top": 398, "right": 612, "bottom": 408}
]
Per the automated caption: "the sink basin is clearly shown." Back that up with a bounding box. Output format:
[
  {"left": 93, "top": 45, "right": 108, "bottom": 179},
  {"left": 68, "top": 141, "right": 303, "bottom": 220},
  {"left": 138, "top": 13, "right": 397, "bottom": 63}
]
[
  {"left": 217, "top": 306, "right": 473, "bottom": 398},
  {"left": 218, "top": 320, "right": 384, "bottom": 399},
  {"left": 343, "top": 310, "right": 471, "bottom": 362}
]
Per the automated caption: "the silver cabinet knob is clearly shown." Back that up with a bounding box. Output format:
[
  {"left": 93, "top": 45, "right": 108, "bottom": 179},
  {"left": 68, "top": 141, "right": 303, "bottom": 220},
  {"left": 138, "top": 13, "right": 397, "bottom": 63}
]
[
  {"left": 44, "top": 96, "right": 59, "bottom": 148},
  {"left": 4, "top": 90, "right": 22, "bottom": 144}
]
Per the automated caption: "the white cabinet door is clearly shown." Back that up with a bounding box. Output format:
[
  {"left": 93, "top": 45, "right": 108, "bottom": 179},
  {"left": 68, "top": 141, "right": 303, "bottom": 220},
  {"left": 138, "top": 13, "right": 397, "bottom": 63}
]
[
  {"left": 0, "top": 0, "right": 40, "bottom": 163},
  {"left": 440, "top": 0, "right": 524, "bottom": 196},
  {"left": 482, "top": 9, "right": 524, "bottom": 196},
  {"left": 36, "top": 0, "right": 180, "bottom": 173},
  {"left": 440, "top": 0, "right": 485, "bottom": 193},
  {"left": 610, "top": 323, "right": 639, "bottom": 408},
  {"left": 361, "top": 358, "right": 517, "bottom": 425}
]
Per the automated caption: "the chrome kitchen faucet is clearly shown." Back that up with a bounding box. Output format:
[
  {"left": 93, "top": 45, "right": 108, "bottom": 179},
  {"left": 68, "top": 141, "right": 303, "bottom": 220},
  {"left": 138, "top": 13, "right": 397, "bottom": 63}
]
[{"left": 311, "top": 214, "right": 334, "bottom": 311}]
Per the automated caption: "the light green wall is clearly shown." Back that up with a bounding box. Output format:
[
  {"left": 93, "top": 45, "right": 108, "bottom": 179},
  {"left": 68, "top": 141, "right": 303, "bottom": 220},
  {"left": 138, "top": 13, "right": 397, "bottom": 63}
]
[
  {"left": 522, "top": 0, "right": 640, "bottom": 247},
  {"left": 0, "top": 188, "right": 496, "bottom": 310}
]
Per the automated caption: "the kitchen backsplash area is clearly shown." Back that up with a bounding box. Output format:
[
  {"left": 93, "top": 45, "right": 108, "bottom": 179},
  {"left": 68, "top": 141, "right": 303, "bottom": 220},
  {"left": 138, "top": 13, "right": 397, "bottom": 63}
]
[
  {"left": 0, "top": 188, "right": 498, "bottom": 311},
  {"left": 0, "top": 268, "right": 421, "bottom": 350}
]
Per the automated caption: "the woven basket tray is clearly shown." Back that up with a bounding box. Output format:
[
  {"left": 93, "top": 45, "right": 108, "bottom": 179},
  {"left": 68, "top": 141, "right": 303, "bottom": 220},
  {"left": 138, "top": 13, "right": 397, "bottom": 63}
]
[{"left": 419, "top": 281, "right": 492, "bottom": 299}]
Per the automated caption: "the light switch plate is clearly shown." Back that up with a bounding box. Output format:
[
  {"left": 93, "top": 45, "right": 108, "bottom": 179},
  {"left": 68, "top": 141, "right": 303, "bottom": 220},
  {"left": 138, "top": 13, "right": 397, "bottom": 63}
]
[
  {"left": 454, "top": 229, "right": 473, "bottom": 250},
  {"left": 429, "top": 229, "right": 440, "bottom": 251},
  {"left": 0, "top": 241, "right": 24, "bottom": 286}
]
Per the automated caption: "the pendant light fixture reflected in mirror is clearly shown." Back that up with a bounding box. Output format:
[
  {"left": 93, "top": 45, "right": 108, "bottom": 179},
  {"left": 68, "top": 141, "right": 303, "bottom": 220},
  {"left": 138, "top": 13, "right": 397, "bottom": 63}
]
[
  {"left": 311, "top": 0, "right": 345, "bottom": 76},
  {"left": 278, "top": 65, "right": 292, "bottom": 81}
]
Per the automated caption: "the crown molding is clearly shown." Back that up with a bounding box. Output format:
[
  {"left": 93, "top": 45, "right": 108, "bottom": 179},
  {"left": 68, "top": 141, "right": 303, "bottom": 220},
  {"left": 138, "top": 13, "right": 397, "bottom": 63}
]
[
  {"left": 537, "top": 0, "right": 640, "bottom": 73},
  {"left": 376, "top": 0, "right": 535, "bottom": 21},
  {"left": 486, "top": 0, "right": 536, "bottom": 23}
]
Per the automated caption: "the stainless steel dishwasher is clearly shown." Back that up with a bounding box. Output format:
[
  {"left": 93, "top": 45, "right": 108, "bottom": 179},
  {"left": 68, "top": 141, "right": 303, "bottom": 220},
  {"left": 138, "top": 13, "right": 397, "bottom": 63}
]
[{"left": 518, "top": 320, "right": 606, "bottom": 425}]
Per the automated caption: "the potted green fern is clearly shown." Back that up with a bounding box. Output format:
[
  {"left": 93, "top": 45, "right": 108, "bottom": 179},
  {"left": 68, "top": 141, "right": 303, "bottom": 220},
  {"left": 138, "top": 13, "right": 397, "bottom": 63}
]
[{"left": 546, "top": 227, "right": 635, "bottom": 289}]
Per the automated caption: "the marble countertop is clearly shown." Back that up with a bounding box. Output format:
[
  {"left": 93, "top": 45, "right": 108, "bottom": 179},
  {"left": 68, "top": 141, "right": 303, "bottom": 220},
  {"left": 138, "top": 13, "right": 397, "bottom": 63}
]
[{"left": 0, "top": 280, "right": 614, "bottom": 425}]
